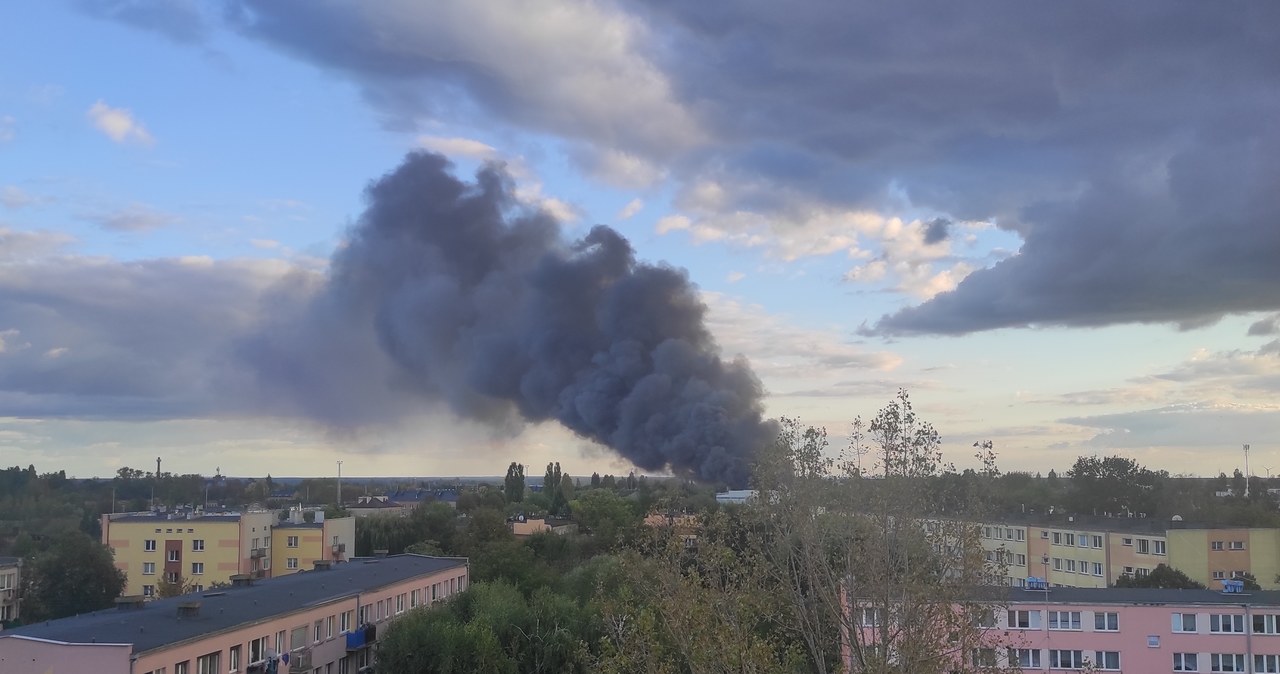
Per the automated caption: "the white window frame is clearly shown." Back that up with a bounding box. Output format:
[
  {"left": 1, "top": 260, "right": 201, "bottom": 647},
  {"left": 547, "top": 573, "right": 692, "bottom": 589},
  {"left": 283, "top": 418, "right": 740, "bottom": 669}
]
[{"left": 1094, "top": 611, "right": 1119, "bottom": 631}]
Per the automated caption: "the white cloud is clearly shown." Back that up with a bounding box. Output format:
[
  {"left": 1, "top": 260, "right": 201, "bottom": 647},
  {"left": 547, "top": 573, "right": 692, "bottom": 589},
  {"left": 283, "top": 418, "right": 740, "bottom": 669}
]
[
  {"left": 84, "top": 203, "right": 178, "bottom": 231},
  {"left": 86, "top": 100, "right": 154, "bottom": 145},
  {"left": 416, "top": 135, "right": 500, "bottom": 161},
  {"left": 0, "top": 329, "right": 29, "bottom": 354},
  {"left": 615, "top": 198, "right": 644, "bottom": 221},
  {"left": 1, "top": 186, "right": 34, "bottom": 209},
  {"left": 250, "top": 238, "right": 281, "bottom": 250},
  {"left": 0, "top": 116, "right": 14, "bottom": 143},
  {"left": 572, "top": 146, "right": 667, "bottom": 188},
  {"left": 0, "top": 227, "right": 75, "bottom": 261},
  {"left": 726, "top": 271, "right": 746, "bottom": 283},
  {"left": 44, "top": 347, "right": 69, "bottom": 359}
]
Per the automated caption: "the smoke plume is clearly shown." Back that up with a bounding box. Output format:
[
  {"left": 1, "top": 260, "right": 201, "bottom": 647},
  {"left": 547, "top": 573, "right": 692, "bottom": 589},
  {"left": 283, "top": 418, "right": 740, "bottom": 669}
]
[{"left": 247, "top": 152, "right": 769, "bottom": 486}]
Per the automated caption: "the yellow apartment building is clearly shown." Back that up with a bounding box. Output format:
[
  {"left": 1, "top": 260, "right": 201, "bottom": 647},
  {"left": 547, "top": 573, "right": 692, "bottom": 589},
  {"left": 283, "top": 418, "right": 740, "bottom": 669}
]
[
  {"left": 1105, "top": 527, "right": 1169, "bottom": 582},
  {"left": 978, "top": 523, "right": 1030, "bottom": 585},
  {"left": 271, "top": 512, "right": 356, "bottom": 577},
  {"left": 101, "top": 510, "right": 275, "bottom": 597},
  {"left": 981, "top": 517, "right": 1167, "bottom": 588},
  {"left": 1167, "top": 527, "right": 1280, "bottom": 589}
]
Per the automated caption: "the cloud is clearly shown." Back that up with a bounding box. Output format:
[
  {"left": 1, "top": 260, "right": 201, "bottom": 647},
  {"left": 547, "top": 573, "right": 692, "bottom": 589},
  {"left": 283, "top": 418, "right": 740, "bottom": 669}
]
[
  {"left": 1249, "top": 314, "right": 1280, "bottom": 336},
  {"left": 416, "top": 135, "right": 499, "bottom": 161},
  {"left": 0, "top": 116, "right": 14, "bottom": 143},
  {"left": 1, "top": 186, "right": 35, "bottom": 209},
  {"left": 86, "top": 101, "right": 155, "bottom": 145},
  {"left": 83, "top": 203, "right": 179, "bottom": 231},
  {"left": 1061, "top": 402, "right": 1280, "bottom": 451},
  {"left": 0, "top": 329, "right": 29, "bottom": 354},
  {"left": 726, "top": 271, "right": 745, "bottom": 284},
  {"left": 0, "top": 227, "right": 75, "bottom": 261},
  {"left": 616, "top": 198, "right": 644, "bottom": 221},
  {"left": 74, "top": 0, "right": 209, "bottom": 44}
]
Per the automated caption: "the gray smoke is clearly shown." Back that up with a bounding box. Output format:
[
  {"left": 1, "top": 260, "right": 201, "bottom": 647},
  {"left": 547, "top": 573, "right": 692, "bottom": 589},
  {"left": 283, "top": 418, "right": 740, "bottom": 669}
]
[{"left": 246, "top": 152, "right": 769, "bottom": 486}]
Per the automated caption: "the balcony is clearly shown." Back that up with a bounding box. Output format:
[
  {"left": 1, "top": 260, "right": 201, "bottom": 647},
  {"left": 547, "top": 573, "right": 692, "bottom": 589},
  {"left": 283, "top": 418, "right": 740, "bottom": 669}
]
[
  {"left": 250, "top": 547, "right": 266, "bottom": 559},
  {"left": 346, "top": 624, "right": 376, "bottom": 651}
]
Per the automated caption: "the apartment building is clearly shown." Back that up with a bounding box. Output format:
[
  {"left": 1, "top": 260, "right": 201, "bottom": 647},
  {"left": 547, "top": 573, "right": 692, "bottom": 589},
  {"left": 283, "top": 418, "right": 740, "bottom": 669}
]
[
  {"left": 1168, "top": 527, "right": 1280, "bottom": 590},
  {"left": 980, "top": 518, "right": 1168, "bottom": 588},
  {"left": 271, "top": 511, "right": 356, "bottom": 577},
  {"left": 0, "top": 554, "right": 469, "bottom": 674},
  {"left": 851, "top": 584, "right": 1280, "bottom": 672},
  {"left": 0, "top": 556, "right": 20, "bottom": 626},
  {"left": 101, "top": 509, "right": 276, "bottom": 597}
]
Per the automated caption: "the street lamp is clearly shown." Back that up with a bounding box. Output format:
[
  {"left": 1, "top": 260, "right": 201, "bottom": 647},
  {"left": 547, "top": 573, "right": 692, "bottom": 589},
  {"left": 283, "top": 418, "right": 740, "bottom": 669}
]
[{"left": 337, "top": 460, "right": 343, "bottom": 509}]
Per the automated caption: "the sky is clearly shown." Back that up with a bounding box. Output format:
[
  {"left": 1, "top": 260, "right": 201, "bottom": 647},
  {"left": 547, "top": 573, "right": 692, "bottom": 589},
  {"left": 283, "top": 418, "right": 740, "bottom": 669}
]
[{"left": 1, "top": 1, "right": 1278, "bottom": 481}]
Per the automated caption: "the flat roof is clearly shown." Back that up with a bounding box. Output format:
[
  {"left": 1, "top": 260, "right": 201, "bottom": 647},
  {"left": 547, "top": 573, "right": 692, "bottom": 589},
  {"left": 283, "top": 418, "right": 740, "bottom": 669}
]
[
  {"left": 1, "top": 554, "right": 466, "bottom": 655},
  {"left": 106, "top": 513, "right": 260, "bottom": 524},
  {"left": 0, "top": 556, "right": 20, "bottom": 566},
  {"left": 1005, "top": 586, "right": 1280, "bottom": 606}
]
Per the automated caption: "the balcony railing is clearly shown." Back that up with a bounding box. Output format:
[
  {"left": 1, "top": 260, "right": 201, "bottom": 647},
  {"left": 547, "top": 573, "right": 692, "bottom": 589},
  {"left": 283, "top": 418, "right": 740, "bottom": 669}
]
[
  {"left": 346, "top": 623, "right": 376, "bottom": 651},
  {"left": 250, "top": 547, "right": 266, "bottom": 558},
  {"left": 286, "top": 649, "right": 311, "bottom": 673}
]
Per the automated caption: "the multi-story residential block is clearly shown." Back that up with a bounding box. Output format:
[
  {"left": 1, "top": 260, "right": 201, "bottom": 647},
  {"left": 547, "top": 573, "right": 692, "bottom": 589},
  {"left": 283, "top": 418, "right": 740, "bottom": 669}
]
[
  {"left": 1168, "top": 527, "right": 1280, "bottom": 590},
  {"left": 980, "top": 517, "right": 1168, "bottom": 588},
  {"left": 851, "top": 584, "right": 1280, "bottom": 672},
  {"left": 101, "top": 509, "right": 276, "bottom": 597},
  {"left": 0, "top": 556, "right": 20, "bottom": 626},
  {"left": 347, "top": 495, "right": 411, "bottom": 517},
  {"left": 0, "top": 554, "right": 469, "bottom": 674},
  {"left": 271, "top": 511, "right": 356, "bottom": 577}
]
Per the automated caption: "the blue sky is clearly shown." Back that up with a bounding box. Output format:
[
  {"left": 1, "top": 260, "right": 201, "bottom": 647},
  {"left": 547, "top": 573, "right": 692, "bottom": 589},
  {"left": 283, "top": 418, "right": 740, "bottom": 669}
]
[{"left": 2, "top": 1, "right": 1278, "bottom": 480}]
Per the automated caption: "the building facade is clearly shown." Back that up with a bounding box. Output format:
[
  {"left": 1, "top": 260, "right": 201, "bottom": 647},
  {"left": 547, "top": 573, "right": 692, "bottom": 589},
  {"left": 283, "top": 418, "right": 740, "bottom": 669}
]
[
  {"left": 0, "top": 554, "right": 469, "bottom": 674},
  {"left": 852, "top": 585, "right": 1280, "bottom": 672},
  {"left": 980, "top": 518, "right": 1169, "bottom": 589},
  {"left": 270, "top": 513, "right": 356, "bottom": 577},
  {"left": 1168, "top": 527, "right": 1280, "bottom": 590},
  {"left": 101, "top": 510, "right": 276, "bottom": 597},
  {"left": 0, "top": 556, "right": 20, "bottom": 627}
]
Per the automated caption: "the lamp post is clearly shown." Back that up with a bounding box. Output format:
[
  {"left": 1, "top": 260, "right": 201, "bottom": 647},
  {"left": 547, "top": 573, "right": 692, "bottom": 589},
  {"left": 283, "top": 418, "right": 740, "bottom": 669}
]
[{"left": 337, "top": 460, "right": 343, "bottom": 509}]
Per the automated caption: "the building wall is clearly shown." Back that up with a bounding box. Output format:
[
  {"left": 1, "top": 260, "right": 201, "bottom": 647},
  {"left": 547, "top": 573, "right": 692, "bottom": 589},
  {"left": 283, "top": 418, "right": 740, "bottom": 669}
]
[
  {"left": 1169, "top": 529, "right": 1211, "bottom": 586},
  {"left": 237, "top": 511, "right": 275, "bottom": 578},
  {"left": 323, "top": 517, "right": 356, "bottom": 563},
  {"left": 1250, "top": 530, "right": 1280, "bottom": 590},
  {"left": 0, "top": 560, "right": 20, "bottom": 624},
  {"left": 979, "top": 524, "right": 1029, "bottom": 585},
  {"left": 104, "top": 516, "right": 244, "bottom": 596},
  {"left": 1107, "top": 531, "right": 1168, "bottom": 583},
  {"left": 1028, "top": 525, "right": 1108, "bottom": 588},
  {"left": 1170, "top": 528, "right": 1280, "bottom": 590},
  {"left": 0, "top": 638, "right": 132, "bottom": 674},
  {"left": 271, "top": 525, "right": 323, "bottom": 576}
]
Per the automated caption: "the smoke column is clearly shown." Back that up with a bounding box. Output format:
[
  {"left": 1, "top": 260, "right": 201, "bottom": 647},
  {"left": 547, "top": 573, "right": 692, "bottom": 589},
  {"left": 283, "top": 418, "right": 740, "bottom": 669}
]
[{"left": 254, "top": 152, "right": 770, "bottom": 486}]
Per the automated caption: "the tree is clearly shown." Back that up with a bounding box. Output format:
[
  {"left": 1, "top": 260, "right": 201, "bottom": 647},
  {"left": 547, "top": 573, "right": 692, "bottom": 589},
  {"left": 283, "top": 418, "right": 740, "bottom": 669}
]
[
  {"left": 1113, "top": 564, "right": 1204, "bottom": 589},
  {"left": 570, "top": 489, "right": 640, "bottom": 549},
  {"left": 591, "top": 472, "right": 602, "bottom": 488},
  {"left": 504, "top": 462, "right": 526, "bottom": 503},
  {"left": 1066, "top": 455, "right": 1166, "bottom": 516},
  {"left": 23, "top": 531, "right": 126, "bottom": 620},
  {"left": 157, "top": 574, "right": 197, "bottom": 598}
]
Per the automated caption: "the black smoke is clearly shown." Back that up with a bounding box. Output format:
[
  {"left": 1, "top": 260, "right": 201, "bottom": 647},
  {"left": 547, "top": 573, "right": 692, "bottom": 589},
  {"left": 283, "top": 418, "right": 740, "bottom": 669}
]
[{"left": 246, "top": 152, "right": 769, "bottom": 486}]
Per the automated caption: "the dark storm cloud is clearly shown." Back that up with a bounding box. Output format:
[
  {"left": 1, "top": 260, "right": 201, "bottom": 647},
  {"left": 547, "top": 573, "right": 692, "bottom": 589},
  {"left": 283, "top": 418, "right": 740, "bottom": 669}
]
[
  {"left": 1249, "top": 315, "right": 1280, "bottom": 337},
  {"left": 0, "top": 155, "right": 769, "bottom": 484},
  {"left": 239, "top": 153, "right": 769, "bottom": 484},
  {"left": 922, "top": 219, "right": 950, "bottom": 246}
]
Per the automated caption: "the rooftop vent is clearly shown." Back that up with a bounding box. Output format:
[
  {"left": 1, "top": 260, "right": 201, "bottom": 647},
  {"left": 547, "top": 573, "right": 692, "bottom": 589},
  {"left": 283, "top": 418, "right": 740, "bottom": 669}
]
[
  {"left": 115, "top": 595, "right": 146, "bottom": 610},
  {"left": 177, "top": 601, "right": 202, "bottom": 619},
  {"left": 313, "top": 560, "right": 333, "bottom": 571},
  {"left": 230, "top": 573, "right": 254, "bottom": 587},
  {"left": 373, "top": 549, "right": 389, "bottom": 558}
]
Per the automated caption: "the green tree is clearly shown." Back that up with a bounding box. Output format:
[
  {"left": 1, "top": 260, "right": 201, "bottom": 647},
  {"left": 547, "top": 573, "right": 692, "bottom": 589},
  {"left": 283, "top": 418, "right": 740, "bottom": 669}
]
[
  {"left": 1113, "top": 564, "right": 1205, "bottom": 589},
  {"left": 505, "top": 463, "right": 526, "bottom": 503},
  {"left": 570, "top": 489, "right": 639, "bottom": 549},
  {"left": 157, "top": 574, "right": 197, "bottom": 598},
  {"left": 23, "top": 531, "right": 126, "bottom": 620}
]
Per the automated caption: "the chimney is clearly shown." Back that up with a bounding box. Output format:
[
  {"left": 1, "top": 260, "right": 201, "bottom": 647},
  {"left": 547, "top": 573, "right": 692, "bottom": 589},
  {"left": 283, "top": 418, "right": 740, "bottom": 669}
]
[
  {"left": 315, "top": 511, "right": 325, "bottom": 524},
  {"left": 115, "top": 595, "right": 146, "bottom": 611},
  {"left": 176, "top": 601, "right": 202, "bottom": 619},
  {"left": 313, "top": 560, "right": 333, "bottom": 571},
  {"left": 230, "top": 573, "right": 254, "bottom": 587},
  {"left": 373, "top": 549, "right": 389, "bottom": 558}
]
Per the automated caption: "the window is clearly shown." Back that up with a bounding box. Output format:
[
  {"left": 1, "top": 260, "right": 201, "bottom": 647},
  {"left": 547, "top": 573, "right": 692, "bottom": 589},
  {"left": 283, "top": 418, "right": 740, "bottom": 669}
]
[
  {"left": 1174, "top": 653, "right": 1198, "bottom": 671},
  {"left": 1230, "top": 541, "right": 1245, "bottom": 550},
  {"left": 1091, "top": 535, "right": 1103, "bottom": 548},
  {"left": 1065, "top": 559, "right": 1076, "bottom": 573},
  {"left": 1173, "top": 613, "right": 1197, "bottom": 632},
  {"left": 1077, "top": 533, "right": 1088, "bottom": 548},
  {"left": 971, "top": 608, "right": 996, "bottom": 628},
  {"left": 291, "top": 626, "right": 307, "bottom": 651},
  {"left": 168, "top": 549, "right": 181, "bottom": 562},
  {"left": 196, "top": 652, "right": 219, "bottom": 674},
  {"left": 1212, "top": 541, "right": 1225, "bottom": 550},
  {"left": 175, "top": 663, "right": 188, "bottom": 674},
  {"left": 275, "top": 630, "right": 286, "bottom": 653},
  {"left": 1049, "top": 611, "right": 1081, "bottom": 630},
  {"left": 1053, "top": 532, "right": 1062, "bottom": 545},
  {"left": 228, "top": 646, "right": 241, "bottom": 673},
  {"left": 1005, "top": 528, "right": 1015, "bottom": 540},
  {"left": 1155, "top": 540, "right": 1167, "bottom": 555},
  {"left": 1009, "top": 648, "right": 1041, "bottom": 668},
  {"left": 1254, "top": 613, "right": 1280, "bottom": 634},
  {"left": 1257, "top": 655, "right": 1280, "bottom": 673},
  {"left": 143, "top": 561, "right": 156, "bottom": 575},
  {"left": 191, "top": 562, "right": 204, "bottom": 575},
  {"left": 287, "top": 535, "right": 299, "bottom": 548},
  {"left": 1015, "top": 554, "right": 1027, "bottom": 566},
  {"left": 983, "top": 526, "right": 992, "bottom": 538},
  {"left": 1094, "top": 611, "right": 1119, "bottom": 631},
  {"left": 340, "top": 610, "right": 352, "bottom": 633},
  {"left": 1135, "top": 538, "right": 1149, "bottom": 554},
  {"left": 192, "top": 539, "right": 205, "bottom": 552},
  {"left": 1008, "top": 609, "right": 1041, "bottom": 629},
  {"left": 315, "top": 619, "right": 323, "bottom": 643},
  {"left": 338, "top": 658, "right": 350, "bottom": 674},
  {"left": 287, "top": 557, "right": 299, "bottom": 569},
  {"left": 1092, "top": 562, "right": 1104, "bottom": 576},
  {"left": 1053, "top": 557, "right": 1064, "bottom": 571},
  {"left": 249, "top": 637, "right": 267, "bottom": 663},
  {"left": 411, "top": 589, "right": 420, "bottom": 608},
  {"left": 432, "top": 583, "right": 438, "bottom": 601},
  {"left": 165, "top": 571, "right": 180, "bottom": 584},
  {"left": 145, "top": 539, "right": 157, "bottom": 551},
  {"left": 143, "top": 584, "right": 155, "bottom": 596},
  {"left": 252, "top": 537, "right": 259, "bottom": 549},
  {"left": 971, "top": 648, "right": 996, "bottom": 667},
  {"left": 1093, "top": 651, "right": 1120, "bottom": 670},
  {"left": 1049, "top": 649, "right": 1084, "bottom": 669},
  {"left": 1041, "top": 530, "right": 1050, "bottom": 539},
  {"left": 1065, "top": 533, "right": 1076, "bottom": 546},
  {"left": 1122, "top": 537, "right": 1133, "bottom": 546},
  {"left": 1136, "top": 567, "right": 1150, "bottom": 577},
  {"left": 327, "top": 615, "right": 335, "bottom": 639},
  {"left": 1213, "top": 570, "right": 1227, "bottom": 580},
  {"left": 1212, "top": 653, "right": 1245, "bottom": 672},
  {"left": 397, "top": 593, "right": 406, "bottom": 614},
  {"left": 1211, "top": 614, "right": 1246, "bottom": 633}
]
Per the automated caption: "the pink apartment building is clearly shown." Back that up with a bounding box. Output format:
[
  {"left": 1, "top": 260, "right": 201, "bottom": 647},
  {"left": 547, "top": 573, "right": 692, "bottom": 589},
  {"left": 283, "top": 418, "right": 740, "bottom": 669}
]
[
  {"left": 851, "top": 585, "right": 1280, "bottom": 672},
  {"left": 0, "top": 554, "right": 469, "bottom": 674}
]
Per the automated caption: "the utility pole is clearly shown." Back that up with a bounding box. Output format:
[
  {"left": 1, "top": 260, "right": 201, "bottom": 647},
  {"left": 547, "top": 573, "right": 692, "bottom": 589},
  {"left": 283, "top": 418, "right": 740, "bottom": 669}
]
[
  {"left": 1244, "top": 444, "right": 1251, "bottom": 499},
  {"left": 152, "top": 456, "right": 161, "bottom": 510},
  {"left": 337, "top": 460, "right": 343, "bottom": 508}
]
